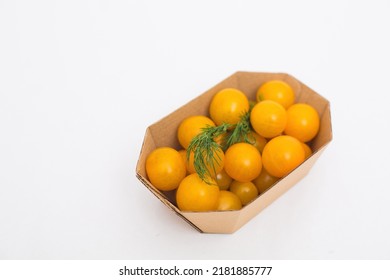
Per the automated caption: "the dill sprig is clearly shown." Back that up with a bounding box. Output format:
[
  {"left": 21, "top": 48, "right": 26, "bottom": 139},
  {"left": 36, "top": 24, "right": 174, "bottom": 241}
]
[
  {"left": 186, "top": 107, "right": 255, "bottom": 183},
  {"left": 187, "top": 124, "right": 229, "bottom": 183},
  {"left": 224, "top": 111, "right": 252, "bottom": 150}
]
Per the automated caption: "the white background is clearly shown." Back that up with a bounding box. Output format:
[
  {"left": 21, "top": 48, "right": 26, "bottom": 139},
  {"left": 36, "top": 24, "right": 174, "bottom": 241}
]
[{"left": 1, "top": 0, "right": 390, "bottom": 260}]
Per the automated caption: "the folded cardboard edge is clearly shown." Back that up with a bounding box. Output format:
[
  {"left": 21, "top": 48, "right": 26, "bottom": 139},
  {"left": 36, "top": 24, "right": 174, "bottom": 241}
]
[{"left": 135, "top": 173, "right": 204, "bottom": 233}]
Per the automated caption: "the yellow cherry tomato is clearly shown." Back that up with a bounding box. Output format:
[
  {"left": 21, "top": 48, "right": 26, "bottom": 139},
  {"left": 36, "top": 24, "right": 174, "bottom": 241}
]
[
  {"left": 178, "top": 149, "right": 192, "bottom": 175},
  {"left": 230, "top": 181, "right": 259, "bottom": 206},
  {"left": 257, "top": 80, "right": 295, "bottom": 109},
  {"left": 146, "top": 147, "right": 186, "bottom": 191},
  {"left": 185, "top": 147, "right": 225, "bottom": 178},
  {"left": 216, "top": 190, "right": 242, "bottom": 211},
  {"left": 224, "top": 143, "right": 262, "bottom": 182},
  {"left": 301, "top": 142, "right": 313, "bottom": 159},
  {"left": 247, "top": 131, "right": 267, "bottom": 154},
  {"left": 262, "top": 135, "right": 305, "bottom": 178},
  {"left": 215, "top": 169, "right": 233, "bottom": 190},
  {"left": 284, "top": 103, "right": 320, "bottom": 142},
  {"left": 250, "top": 100, "right": 287, "bottom": 139},
  {"left": 209, "top": 88, "right": 249, "bottom": 126},
  {"left": 176, "top": 173, "right": 220, "bottom": 212},
  {"left": 252, "top": 168, "right": 279, "bottom": 194},
  {"left": 177, "top": 115, "right": 215, "bottom": 149}
]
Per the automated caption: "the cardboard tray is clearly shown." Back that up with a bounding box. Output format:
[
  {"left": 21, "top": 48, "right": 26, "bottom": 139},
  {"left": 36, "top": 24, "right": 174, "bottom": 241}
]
[{"left": 136, "top": 71, "right": 332, "bottom": 234}]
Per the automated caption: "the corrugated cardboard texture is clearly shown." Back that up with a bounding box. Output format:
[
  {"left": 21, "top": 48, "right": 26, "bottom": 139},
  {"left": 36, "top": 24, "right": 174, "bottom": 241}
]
[{"left": 136, "top": 71, "right": 332, "bottom": 234}]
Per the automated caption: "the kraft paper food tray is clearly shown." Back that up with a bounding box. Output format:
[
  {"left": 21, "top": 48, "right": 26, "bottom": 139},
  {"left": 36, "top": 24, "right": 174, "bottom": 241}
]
[{"left": 136, "top": 71, "right": 332, "bottom": 234}]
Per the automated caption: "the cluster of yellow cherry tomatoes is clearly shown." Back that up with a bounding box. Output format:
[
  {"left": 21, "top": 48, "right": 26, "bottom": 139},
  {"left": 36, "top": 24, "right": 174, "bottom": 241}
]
[{"left": 146, "top": 80, "right": 320, "bottom": 212}]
